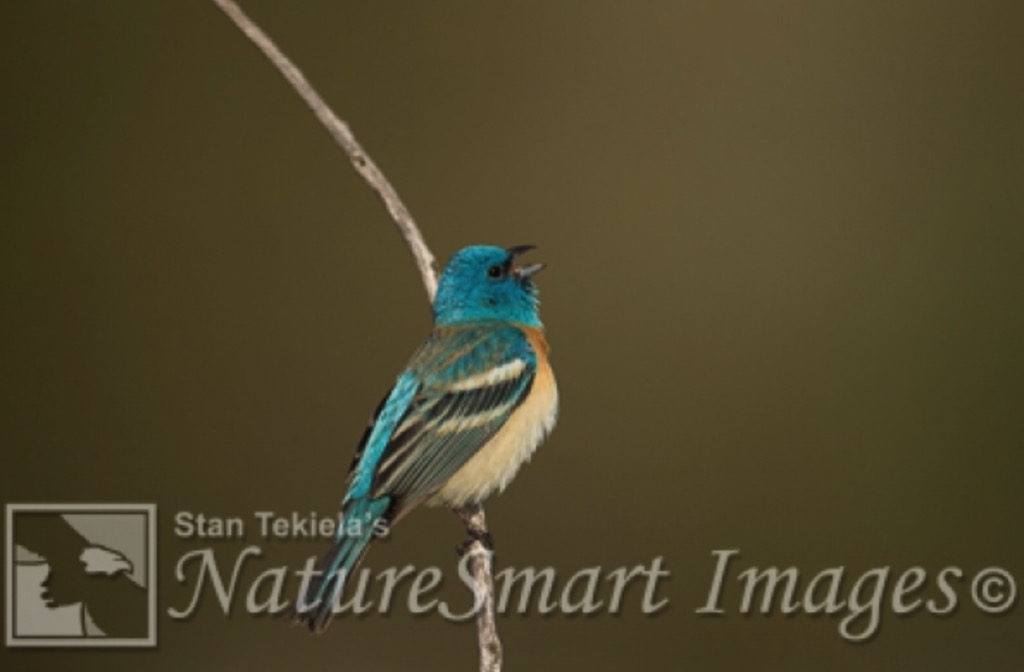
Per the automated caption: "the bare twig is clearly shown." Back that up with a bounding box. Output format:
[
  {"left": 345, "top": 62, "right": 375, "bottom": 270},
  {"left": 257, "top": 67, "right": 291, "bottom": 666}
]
[
  {"left": 210, "top": 0, "right": 437, "bottom": 299},
  {"left": 210, "top": 2, "right": 499, "bottom": 670},
  {"left": 458, "top": 504, "right": 503, "bottom": 672}
]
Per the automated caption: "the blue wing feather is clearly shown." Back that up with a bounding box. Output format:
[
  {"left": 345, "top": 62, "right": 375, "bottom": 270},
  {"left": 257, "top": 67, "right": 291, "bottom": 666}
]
[
  {"left": 295, "top": 322, "right": 538, "bottom": 632},
  {"left": 369, "top": 323, "right": 536, "bottom": 504},
  {"left": 344, "top": 371, "right": 419, "bottom": 503}
]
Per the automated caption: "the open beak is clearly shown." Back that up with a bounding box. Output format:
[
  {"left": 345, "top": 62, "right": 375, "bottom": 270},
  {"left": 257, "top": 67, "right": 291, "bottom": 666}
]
[{"left": 507, "top": 244, "right": 546, "bottom": 279}]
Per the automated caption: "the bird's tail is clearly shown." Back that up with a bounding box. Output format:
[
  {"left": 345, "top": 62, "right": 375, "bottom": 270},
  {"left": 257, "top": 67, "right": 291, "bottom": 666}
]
[{"left": 289, "top": 497, "right": 391, "bottom": 633}]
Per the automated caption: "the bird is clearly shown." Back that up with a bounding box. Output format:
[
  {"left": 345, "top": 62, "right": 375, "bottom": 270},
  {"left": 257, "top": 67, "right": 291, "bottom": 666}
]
[{"left": 292, "top": 244, "right": 558, "bottom": 632}]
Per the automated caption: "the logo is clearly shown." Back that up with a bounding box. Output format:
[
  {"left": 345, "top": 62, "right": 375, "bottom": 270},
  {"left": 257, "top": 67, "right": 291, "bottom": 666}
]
[{"left": 5, "top": 503, "right": 157, "bottom": 647}]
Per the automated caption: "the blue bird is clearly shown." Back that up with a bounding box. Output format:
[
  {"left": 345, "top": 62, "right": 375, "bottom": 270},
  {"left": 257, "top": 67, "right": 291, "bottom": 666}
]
[{"left": 293, "top": 244, "right": 558, "bottom": 632}]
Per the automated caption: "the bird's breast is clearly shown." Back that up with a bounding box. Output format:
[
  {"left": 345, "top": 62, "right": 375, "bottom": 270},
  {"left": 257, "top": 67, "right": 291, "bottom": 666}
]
[{"left": 431, "top": 328, "right": 558, "bottom": 507}]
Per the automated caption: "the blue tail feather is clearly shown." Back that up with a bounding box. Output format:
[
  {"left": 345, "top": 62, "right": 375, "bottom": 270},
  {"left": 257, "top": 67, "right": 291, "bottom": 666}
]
[{"left": 292, "top": 497, "right": 391, "bottom": 632}]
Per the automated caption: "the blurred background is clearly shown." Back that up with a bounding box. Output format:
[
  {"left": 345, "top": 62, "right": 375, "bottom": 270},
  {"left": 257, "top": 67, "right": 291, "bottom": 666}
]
[{"left": 2, "top": 1, "right": 1022, "bottom": 669}]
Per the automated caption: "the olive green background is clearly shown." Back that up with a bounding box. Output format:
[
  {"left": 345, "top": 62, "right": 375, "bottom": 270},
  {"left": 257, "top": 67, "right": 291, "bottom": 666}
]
[{"left": 2, "top": 1, "right": 1022, "bottom": 670}]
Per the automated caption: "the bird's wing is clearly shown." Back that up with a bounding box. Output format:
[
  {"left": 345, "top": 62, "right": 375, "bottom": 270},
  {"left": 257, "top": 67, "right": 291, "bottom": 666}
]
[{"left": 343, "top": 323, "right": 537, "bottom": 509}]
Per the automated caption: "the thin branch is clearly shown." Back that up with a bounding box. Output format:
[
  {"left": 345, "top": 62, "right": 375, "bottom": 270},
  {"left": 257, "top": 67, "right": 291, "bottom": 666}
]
[
  {"left": 210, "top": 2, "right": 499, "bottom": 670},
  {"left": 458, "top": 504, "right": 503, "bottom": 672},
  {"left": 211, "top": 0, "right": 437, "bottom": 300}
]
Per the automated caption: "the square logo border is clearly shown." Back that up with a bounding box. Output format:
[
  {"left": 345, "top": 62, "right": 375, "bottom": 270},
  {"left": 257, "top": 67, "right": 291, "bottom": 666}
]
[{"left": 5, "top": 502, "right": 158, "bottom": 648}]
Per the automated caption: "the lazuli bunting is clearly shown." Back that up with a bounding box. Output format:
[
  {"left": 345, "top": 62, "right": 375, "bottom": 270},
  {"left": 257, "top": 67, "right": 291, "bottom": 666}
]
[{"left": 294, "top": 244, "right": 558, "bottom": 631}]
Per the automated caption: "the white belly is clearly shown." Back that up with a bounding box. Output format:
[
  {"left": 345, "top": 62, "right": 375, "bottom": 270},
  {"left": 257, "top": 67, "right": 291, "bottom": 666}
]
[{"left": 431, "top": 359, "right": 558, "bottom": 507}]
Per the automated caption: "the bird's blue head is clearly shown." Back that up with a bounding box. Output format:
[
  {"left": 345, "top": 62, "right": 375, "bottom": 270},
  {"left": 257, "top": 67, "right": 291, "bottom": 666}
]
[{"left": 433, "top": 245, "right": 545, "bottom": 327}]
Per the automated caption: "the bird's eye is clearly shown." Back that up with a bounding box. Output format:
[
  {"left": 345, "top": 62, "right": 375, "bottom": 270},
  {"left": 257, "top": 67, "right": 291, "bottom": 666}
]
[{"left": 487, "top": 264, "right": 504, "bottom": 279}]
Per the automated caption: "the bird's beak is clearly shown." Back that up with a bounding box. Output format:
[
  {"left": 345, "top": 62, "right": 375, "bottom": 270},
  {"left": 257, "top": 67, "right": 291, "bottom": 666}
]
[
  {"left": 506, "top": 244, "right": 536, "bottom": 257},
  {"left": 507, "top": 244, "right": 546, "bottom": 279}
]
